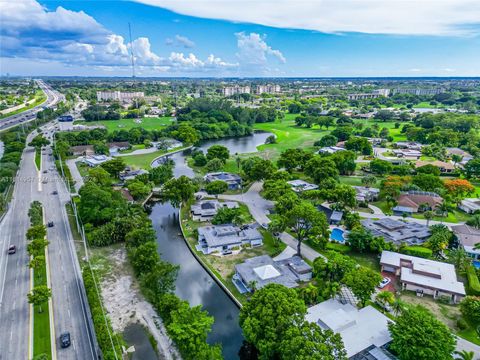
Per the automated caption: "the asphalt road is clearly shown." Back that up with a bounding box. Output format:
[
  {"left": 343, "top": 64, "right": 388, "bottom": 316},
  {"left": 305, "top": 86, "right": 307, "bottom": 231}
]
[
  {"left": 0, "top": 146, "right": 36, "bottom": 360},
  {"left": 0, "top": 80, "right": 63, "bottom": 132},
  {"left": 40, "top": 146, "right": 97, "bottom": 359}
]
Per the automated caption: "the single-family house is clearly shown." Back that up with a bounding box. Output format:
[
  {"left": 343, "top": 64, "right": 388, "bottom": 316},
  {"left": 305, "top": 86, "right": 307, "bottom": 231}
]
[
  {"left": 415, "top": 160, "right": 455, "bottom": 174},
  {"left": 70, "top": 145, "right": 94, "bottom": 156},
  {"left": 392, "top": 149, "right": 422, "bottom": 159},
  {"left": 233, "top": 255, "right": 312, "bottom": 293},
  {"left": 446, "top": 148, "right": 473, "bottom": 165},
  {"left": 190, "top": 200, "right": 239, "bottom": 221},
  {"left": 287, "top": 179, "right": 319, "bottom": 193},
  {"left": 318, "top": 146, "right": 345, "bottom": 154},
  {"left": 119, "top": 169, "right": 148, "bottom": 181},
  {"left": 107, "top": 141, "right": 130, "bottom": 155},
  {"left": 394, "top": 141, "right": 423, "bottom": 150},
  {"left": 196, "top": 224, "right": 262, "bottom": 254},
  {"left": 204, "top": 172, "right": 242, "bottom": 190},
  {"left": 317, "top": 205, "right": 343, "bottom": 225},
  {"left": 393, "top": 191, "right": 443, "bottom": 215},
  {"left": 306, "top": 298, "right": 393, "bottom": 359},
  {"left": 361, "top": 218, "right": 430, "bottom": 246},
  {"left": 353, "top": 186, "right": 380, "bottom": 202},
  {"left": 458, "top": 198, "right": 480, "bottom": 214},
  {"left": 380, "top": 251, "right": 466, "bottom": 303},
  {"left": 451, "top": 224, "right": 480, "bottom": 261},
  {"left": 83, "top": 155, "right": 112, "bottom": 167}
]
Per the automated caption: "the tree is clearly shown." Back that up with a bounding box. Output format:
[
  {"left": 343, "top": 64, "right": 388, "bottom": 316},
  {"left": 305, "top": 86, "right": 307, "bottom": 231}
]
[
  {"left": 206, "top": 145, "right": 230, "bottom": 162},
  {"left": 314, "top": 134, "right": 337, "bottom": 147},
  {"left": 149, "top": 164, "right": 173, "bottom": 185},
  {"left": 140, "top": 261, "right": 179, "bottom": 304},
  {"left": 426, "top": 231, "right": 449, "bottom": 256},
  {"left": 459, "top": 296, "right": 480, "bottom": 324},
  {"left": 305, "top": 156, "right": 339, "bottom": 184},
  {"left": 205, "top": 180, "right": 228, "bottom": 196},
  {"left": 167, "top": 301, "right": 222, "bottom": 360},
  {"left": 313, "top": 251, "right": 355, "bottom": 283},
  {"left": 162, "top": 176, "right": 196, "bottom": 208},
  {"left": 284, "top": 201, "right": 329, "bottom": 256},
  {"left": 29, "top": 256, "right": 45, "bottom": 278},
  {"left": 388, "top": 306, "right": 456, "bottom": 360},
  {"left": 374, "top": 109, "right": 395, "bottom": 122},
  {"left": 172, "top": 124, "right": 199, "bottom": 145},
  {"left": 342, "top": 267, "right": 382, "bottom": 306},
  {"left": 88, "top": 166, "right": 111, "bottom": 186},
  {"left": 454, "top": 351, "right": 475, "bottom": 360},
  {"left": 101, "top": 157, "right": 125, "bottom": 177},
  {"left": 206, "top": 158, "right": 224, "bottom": 172},
  {"left": 274, "top": 192, "right": 300, "bottom": 216},
  {"left": 280, "top": 322, "right": 347, "bottom": 360},
  {"left": 130, "top": 242, "right": 160, "bottom": 275},
  {"left": 423, "top": 210, "right": 434, "bottom": 226},
  {"left": 416, "top": 164, "right": 441, "bottom": 176},
  {"left": 27, "top": 285, "right": 52, "bottom": 313},
  {"left": 262, "top": 180, "right": 291, "bottom": 200},
  {"left": 28, "top": 135, "right": 50, "bottom": 149},
  {"left": 127, "top": 180, "right": 152, "bottom": 200},
  {"left": 277, "top": 148, "right": 312, "bottom": 172},
  {"left": 241, "top": 157, "right": 276, "bottom": 181},
  {"left": 26, "top": 224, "right": 46, "bottom": 241},
  {"left": 376, "top": 290, "right": 394, "bottom": 309},
  {"left": 361, "top": 175, "right": 377, "bottom": 188},
  {"left": 465, "top": 158, "right": 480, "bottom": 179},
  {"left": 211, "top": 207, "right": 242, "bottom": 225},
  {"left": 370, "top": 159, "right": 393, "bottom": 175},
  {"left": 344, "top": 137, "right": 372, "bottom": 155},
  {"left": 412, "top": 173, "right": 444, "bottom": 192},
  {"left": 27, "top": 238, "right": 49, "bottom": 257},
  {"left": 444, "top": 179, "right": 475, "bottom": 203},
  {"left": 467, "top": 214, "right": 480, "bottom": 229},
  {"left": 448, "top": 248, "right": 471, "bottom": 273},
  {"left": 239, "top": 284, "right": 307, "bottom": 360}
]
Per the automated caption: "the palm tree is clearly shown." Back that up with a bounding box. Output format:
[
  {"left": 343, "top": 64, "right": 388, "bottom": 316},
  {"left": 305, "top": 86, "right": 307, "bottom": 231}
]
[
  {"left": 423, "top": 210, "right": 434, "bottom": 227},
  {"left": 376, "top": 291, "right": 394, "bottom": 311},
  {"left": 391, "top": 297, "right": 405, "bottom": 317},
  {"left": 454, "top": 350, "right": 475, "bottom": 360},
  {"left": 467, "top": 214, "right": 480, "bottom": 229},
  {"left": 448, "top": 248, "right": 472, "bottom": 273}
]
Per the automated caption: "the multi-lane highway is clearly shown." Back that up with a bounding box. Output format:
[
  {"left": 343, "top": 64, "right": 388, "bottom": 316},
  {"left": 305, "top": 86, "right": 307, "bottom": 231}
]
[
  {"left": 0, "top": 105, "right": 98, "bottom": 358},
  {"left": 0, "top": 80, "right": 64, "bottom": 132}
]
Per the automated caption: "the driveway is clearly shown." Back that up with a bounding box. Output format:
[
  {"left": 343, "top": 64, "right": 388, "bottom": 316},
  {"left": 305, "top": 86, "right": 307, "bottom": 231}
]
[{"left": 66, "top": 158, "right": 84, "bottom": 193}]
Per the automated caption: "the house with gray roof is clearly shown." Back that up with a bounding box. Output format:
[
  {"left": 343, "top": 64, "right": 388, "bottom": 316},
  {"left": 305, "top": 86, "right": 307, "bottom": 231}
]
[
  {"left": 353, "top": 186, "right": 380, "bottom": 202},
  {"left": 287, "top": 179, "right": 318, "bottom": 193},
  {"left": 204, "top": 172, "right": 242, "bottom": 190},
  {"left": 233, "top": 255, "right": 312, "bottom": 293},
  {"left": 196, "top": 224, "right": 262, "bottom": 254},
  {"left": 361, "top": 218, "right": 430, "bottom": 246},
  {"left": 451, "top": 224, "right": 480, "bottom": 261},
  {"left": 190, "top": 200, "right": 239, "bottom": 221},
  {"left": 306, "top": 298, "right": 393, "bottom": 359}
]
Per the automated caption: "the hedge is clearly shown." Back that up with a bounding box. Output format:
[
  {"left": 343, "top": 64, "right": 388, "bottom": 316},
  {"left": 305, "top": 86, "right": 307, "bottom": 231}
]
[
  {"left": 401, "top": 246, "right": 432, "bottom": 258},
  {"left": 466, "top": 265, "right": 480, "bottom": 296}
]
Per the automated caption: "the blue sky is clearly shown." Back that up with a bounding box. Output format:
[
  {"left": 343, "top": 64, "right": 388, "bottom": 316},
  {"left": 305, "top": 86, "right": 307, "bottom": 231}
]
[{"left": 1, "top": 0, "right": 480, "bottom": 77}]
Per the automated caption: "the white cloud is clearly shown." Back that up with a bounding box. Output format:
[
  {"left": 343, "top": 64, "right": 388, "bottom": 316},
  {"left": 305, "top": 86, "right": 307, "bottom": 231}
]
[
  {"left": 136, "top": 0, "right": 480, "bottom": 36},
  {"left": 235, "top": 32, "right": 286, "bottom": 68},
  {"left": 0, "top": 0, "right": 235, "bottom": 74}
]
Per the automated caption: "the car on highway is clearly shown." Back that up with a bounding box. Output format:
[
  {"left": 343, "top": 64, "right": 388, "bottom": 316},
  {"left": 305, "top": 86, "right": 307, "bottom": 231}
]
[
  {"left": 47, "top": 221, "right": 54, "bottom": 227},
  {"left": 7, "top": 245, "right": 16, "bottom": 255},
  {"left": 378, "top": 277, "right": 391, "bottom": 289},
  {"left": 60, "top": 332, "right": 71, "bottom": 348},
  {"left": 43, "top": 170, "right": 47, "bottom": 174},
  {"left": 52, "top": 191, "right": 58, "bottom": 195}
]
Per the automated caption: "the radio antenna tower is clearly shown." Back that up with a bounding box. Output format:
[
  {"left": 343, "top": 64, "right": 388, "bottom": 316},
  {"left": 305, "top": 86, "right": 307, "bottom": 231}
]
[{"left": 128, "top": 22, "right": 136, "bottom": 79}]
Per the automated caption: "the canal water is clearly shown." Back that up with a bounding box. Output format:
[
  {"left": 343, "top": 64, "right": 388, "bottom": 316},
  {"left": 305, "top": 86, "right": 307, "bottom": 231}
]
[
  {"left": 148, "top": 132, "right": 273, "bottom": 359},
  {"left": 123, "top": 323, "right": 158, "bottom": 360}
]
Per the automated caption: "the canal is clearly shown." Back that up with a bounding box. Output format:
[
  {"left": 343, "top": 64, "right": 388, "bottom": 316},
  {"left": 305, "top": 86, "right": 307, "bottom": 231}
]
[{"left": 149, "top": 132, "right": 272, "bottom": 359}]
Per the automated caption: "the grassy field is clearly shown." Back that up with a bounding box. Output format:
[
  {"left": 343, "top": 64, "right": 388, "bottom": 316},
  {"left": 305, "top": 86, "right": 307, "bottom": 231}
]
[
  {"left": 351, "top": 119, "right": 408, "bottom": 142},
  {"left": 33, "top": 252, "right": 51, "bottom": 359},
  {"left": 121, "top": 146, "right": 189, "bottom": 169},
  {"left": 76, "top": 116, "right": 174, "bottom": 132},
  {"left": 35, "top": 148, "right": 41, "bottom": 170},
  {"left": 254, "top": 113, "right": 329, "bottom": 160}
]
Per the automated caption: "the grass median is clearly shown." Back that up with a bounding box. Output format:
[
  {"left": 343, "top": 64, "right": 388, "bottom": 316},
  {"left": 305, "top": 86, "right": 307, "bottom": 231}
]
[{"left": 33, "top": 256, "right": 52, "bottom": 359}]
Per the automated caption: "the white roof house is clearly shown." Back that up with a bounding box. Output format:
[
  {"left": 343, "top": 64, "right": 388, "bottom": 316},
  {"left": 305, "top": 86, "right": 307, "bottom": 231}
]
[
  {"left": 83, "top": 155, "right": 112, "bottom": 167},
  {"left": 380, "top": 251, "right": 466, "bottom": 302},
  {"left": 190, "top": 200, "right": 239, "bottom": 221},
  {"left": 318, "top": 146, "right": 345, "bottom": 154},
  {"left": 287, "top": 179, "right": 319, "bottom": 192},
  {"left": 306, "top": 298, "right": 393, "bottom": 358},
  {"left": 458, "top": 198, "right": 480, "bottom": 214}
]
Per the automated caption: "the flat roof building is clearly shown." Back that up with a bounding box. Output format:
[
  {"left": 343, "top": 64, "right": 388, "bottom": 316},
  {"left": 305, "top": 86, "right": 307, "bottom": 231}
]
[
  {"left": 380, "top": 251, "right": 465, "bottom": 303},
  {"left": 233, "top": 255, "right": 312, "bottom": 293},
  {"left": 306, "top": 298, "right": 393, "bottom": 359},
  {"left": 361, "top": 218, "right": 430, "bottom": 246},
  {"left": 287, "top": 179, "right": 318, "bottom": 193},
  {"left": 190, "top": 200, "right": 239, "bottom": 222},
  {"left": 83, "top": 154, "right": 112, "bottom": 167},
  {"left": 197, "top": 224, "right": 262, "bottom": 254},
  {"left": 204, "top": 172, "right": 242, "bottom": 190}
]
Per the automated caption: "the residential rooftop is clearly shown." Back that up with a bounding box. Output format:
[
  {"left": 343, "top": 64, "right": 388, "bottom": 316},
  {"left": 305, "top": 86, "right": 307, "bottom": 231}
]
[{"left": 361, "top": 218, "right": 430, "bottom": 245}]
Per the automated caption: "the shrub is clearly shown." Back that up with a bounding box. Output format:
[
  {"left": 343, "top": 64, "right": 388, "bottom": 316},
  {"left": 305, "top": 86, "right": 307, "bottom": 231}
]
[
  {"left": 401, "top": 246, "right": 432, "bottom": 259},
  {"left": 467, "top": 265, "right": 480, "bottom": 295},
  {"left": 457, "top": 318, "right": 468, "bottom": 330}
]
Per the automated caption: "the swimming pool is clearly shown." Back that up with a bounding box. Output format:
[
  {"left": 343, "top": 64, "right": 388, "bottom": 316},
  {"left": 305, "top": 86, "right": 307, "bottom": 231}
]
[
  {"left": 330, "top": 228, "right": 345, "bottom": 242},
  {"left": 474, "top": 261, "right": 480, "bottom": 269}
]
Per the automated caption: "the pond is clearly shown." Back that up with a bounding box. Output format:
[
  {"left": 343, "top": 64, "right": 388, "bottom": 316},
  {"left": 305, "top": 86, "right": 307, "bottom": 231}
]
[
  {"left": 123, "top": 322, "right": 158, "bottom": 360},
  {"left": 150, "top": 202, "right": 244, "bottom": 359},
  {"left": 152, "top": 131, "right": 273, "bottom": 177}
]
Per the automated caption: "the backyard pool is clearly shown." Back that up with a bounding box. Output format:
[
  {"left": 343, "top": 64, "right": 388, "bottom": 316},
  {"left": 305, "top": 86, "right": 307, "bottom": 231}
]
[
  {"left": 474, "top": 261, "right": 480, "bottom": 269},
  {"left": 330, "top": 228, "right": 345, "bottom": 243}
]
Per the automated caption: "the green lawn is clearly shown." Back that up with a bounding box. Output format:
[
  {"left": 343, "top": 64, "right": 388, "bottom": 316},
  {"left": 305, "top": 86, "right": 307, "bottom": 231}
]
[
  {"left": 338, "top": 175, "right": 383, "bottom": 187},
  {"left": 254, "top": 113, "right": 329, "bottom": 160},
  {"left": 0, "top": 92, "right": 47, "bottom": 119},
  {"left": 33, "top": 254, "right": 51, "bottom": 359},
  {"left": 35, "top": 148, "right": 41, "bottom": 171},
  {"left": 76, "top": 116, "right": 174, "bottom": 132},
  {"left": 412, "top": 209, "right": 471, "bottom": 224},
  {"left": 122, "top": 146, "right": 189, "bottom": 169}
]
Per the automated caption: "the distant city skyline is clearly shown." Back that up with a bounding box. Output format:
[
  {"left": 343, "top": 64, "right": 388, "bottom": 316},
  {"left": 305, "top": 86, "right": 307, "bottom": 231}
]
[{"left": 1, "top": 0, "right": 480, "bottom": 77}]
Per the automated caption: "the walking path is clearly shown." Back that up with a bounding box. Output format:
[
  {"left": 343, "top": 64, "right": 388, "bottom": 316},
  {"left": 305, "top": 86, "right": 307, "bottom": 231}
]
[{"left": 66, "top": 158, "right": 84, "bottom": 193}]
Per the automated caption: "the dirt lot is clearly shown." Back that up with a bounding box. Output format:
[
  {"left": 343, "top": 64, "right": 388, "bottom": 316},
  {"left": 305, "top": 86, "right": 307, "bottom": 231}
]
[{"left": 90, "top": 246, "right": 181, "bottom": 360}]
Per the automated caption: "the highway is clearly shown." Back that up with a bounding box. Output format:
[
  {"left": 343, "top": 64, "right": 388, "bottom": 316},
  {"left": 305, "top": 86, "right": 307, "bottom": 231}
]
[
  {"left": 0, "top": 108, "right": 98, "bottom": 357},
  {"left": 0, "top": 80, "right": 64, "bottom": 132}
]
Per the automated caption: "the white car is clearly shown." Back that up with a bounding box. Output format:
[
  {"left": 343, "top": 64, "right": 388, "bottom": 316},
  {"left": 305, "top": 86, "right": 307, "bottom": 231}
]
[{"left": 378, "top": 277, "right": 391, "bottom": 289}]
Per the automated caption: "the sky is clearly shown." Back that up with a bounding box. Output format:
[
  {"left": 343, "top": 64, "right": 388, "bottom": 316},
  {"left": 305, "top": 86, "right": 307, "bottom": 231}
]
[{"left": 1, "top": 0, "right": 480, "bottom": 77}]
